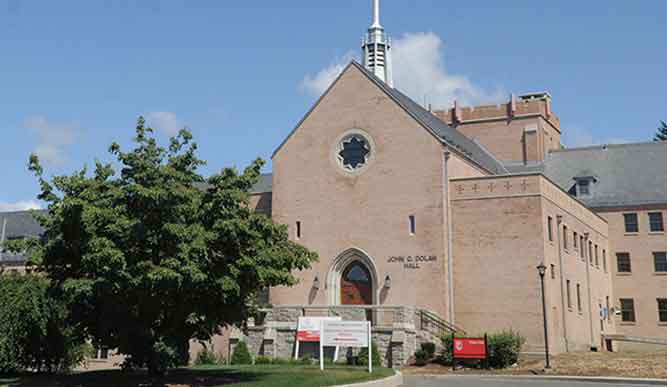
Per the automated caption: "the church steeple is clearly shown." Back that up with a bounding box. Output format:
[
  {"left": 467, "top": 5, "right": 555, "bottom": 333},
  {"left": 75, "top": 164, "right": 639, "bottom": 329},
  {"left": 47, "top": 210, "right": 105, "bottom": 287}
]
[{"left": 362, "top": 0, "right": 393, "bottom": 87}]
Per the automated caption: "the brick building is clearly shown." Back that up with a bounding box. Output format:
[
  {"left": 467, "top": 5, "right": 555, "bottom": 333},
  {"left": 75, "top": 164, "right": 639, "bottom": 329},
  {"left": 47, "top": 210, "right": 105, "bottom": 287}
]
[{"left": 2, "top": 0, "right": 665, "bottom": 365}]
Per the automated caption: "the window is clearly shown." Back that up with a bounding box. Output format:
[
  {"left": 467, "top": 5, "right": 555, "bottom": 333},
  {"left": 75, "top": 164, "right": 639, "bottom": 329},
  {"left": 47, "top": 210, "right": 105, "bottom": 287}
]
[
  {"left": 338, "top": 134, "right": 371, "bottom": 171},
  {"left": 296, "top": 221, "right": 301, "bottom": 239},
  {"left": 574, "top": 232, "right": 578, "bottom": 249},
  {"left": 547, "top": 216, "right": 553, "bottom": 241},
  {"left": 649, "top": 212, "right": 664, "bottom": 232},
  {"left": 595, "top": 245, "right": 599, "bottom": 267},
  {"left": 409, "top": 215, "right": 416, "bottom": 235},
  {"left": 566, "top": 280, "right": 572, "bottom": 309},
  {"left": 550, "top": 264, "right": 556, "bottom": 279},
  {"left": 603, "top": 249, "right": 607, "bottom": 273},
  {"left": 577, "top": 179, "right": 591, "bottom": 196},
  {"left": 624, "top": 213, "right": 639, "bottom": 233},
  {"left": 589, "top": 241, "right": 593, "bottom": 265},
  {"left": 606, "top": 296, "right": 611, "bottom": 321},
  {"left": 620, "top": 298, "right": 636, "bottom": 322},
  {"left": 576, "top": 284, "right": 582, "bottom": 313},
  {"left": 658, "top": 299, "right": 667, "bottom": 323},
  {"left": 563, "top": 225, "right": 568, "bottom": 249},
  {"left": 654, "top": 252, "right": 667, "bottom": 272},
  {"left": 617, "top": 253, "right": 632, "bottom": 273},
  {"left": 580, "top": 236, "right": 585, "bottom": 260}
]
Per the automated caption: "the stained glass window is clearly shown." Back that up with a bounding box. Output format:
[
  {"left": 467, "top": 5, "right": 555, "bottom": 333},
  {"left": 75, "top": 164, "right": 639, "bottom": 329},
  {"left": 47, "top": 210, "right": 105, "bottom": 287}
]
[{"left": 339, "top": 136, "right": 370, "bottom": 170}]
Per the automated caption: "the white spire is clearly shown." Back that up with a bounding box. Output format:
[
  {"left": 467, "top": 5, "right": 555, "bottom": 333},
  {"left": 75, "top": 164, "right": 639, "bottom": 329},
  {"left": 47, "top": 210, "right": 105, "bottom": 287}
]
[
  {"left": 362, "top": 0, "right": 393, "bottom": 87},
  {"left": 371, "top": 0, "right": 381, "bottom": 29}
]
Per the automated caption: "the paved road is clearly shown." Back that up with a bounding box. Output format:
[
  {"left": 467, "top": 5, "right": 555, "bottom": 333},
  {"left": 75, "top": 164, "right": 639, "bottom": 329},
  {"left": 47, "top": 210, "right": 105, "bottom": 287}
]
[{"left": 403, "top": 375, "right": 665, "bottom": 387}]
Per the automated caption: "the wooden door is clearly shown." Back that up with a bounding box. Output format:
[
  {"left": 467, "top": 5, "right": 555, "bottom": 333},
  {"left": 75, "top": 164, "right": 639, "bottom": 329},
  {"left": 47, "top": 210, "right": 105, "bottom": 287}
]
[{"left": 341, "top": 262, "right": 373, "bottom": 305}]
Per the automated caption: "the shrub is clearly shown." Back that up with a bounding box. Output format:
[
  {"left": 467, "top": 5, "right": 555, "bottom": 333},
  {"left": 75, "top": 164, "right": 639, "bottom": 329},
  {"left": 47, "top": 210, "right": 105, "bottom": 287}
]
[
  {"left": 421, "top": 342, "right": 436, "bottom": 359},
  {"left": 299, "top": 354, "right": 313, "bottom": 365},
  {"left": 271, "top": 357, "right": 290, "bottom": 365},
  {"left": 194, "top": 346, "right": 219, "bottom": 366},
  {"left": 487, "top": 330, "right": 525, "bottom": 369},
  {"left": 230, "top": 341, "right": 252, "bottom": 365},
  {"left": 357, "top": 341, "right": 381, "bottom": 367},
  {"left": 0, "top": 274, "right": 84, "bottom": 374},
  {"left": 414, "top": 349, "right": 428, "bottom": 366},
  {"left": 437, "top": 332, "right": 464, "bottom": 365},
  {"left": 254, "top": 355, "right": 272, "bottom": 365}
]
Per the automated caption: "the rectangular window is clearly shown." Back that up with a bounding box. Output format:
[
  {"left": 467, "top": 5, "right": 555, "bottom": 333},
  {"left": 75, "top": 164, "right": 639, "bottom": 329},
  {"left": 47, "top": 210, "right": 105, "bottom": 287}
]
[
  {"left": 574, "top": 232, "right": 578, "bottom": 249},
  {"left": 296, "top": 221, "right": 301, "bottom": 239},
  {"left": 654, "top": 252, "right": 667, "bottom": 272},
  {"left": 595, "top": 245, "right": 599, "bottom": 267},
  {"left": 617, "top": 253, "right": 632, "bottom": 273},
  {"left": 606, "top": 296, "right": 611, "bottom": 321},
  {"left": 624, "top": 213, "right": 639, "bottom": 233},
  {"left": 580, "top": 236, "right": 585, "bottom": 260},
  {"left": 589, "top": 242, "right": 593, "bottom": 265},
  {"left": 547, "top": 216, "right": 553, "bottom": 241},
  {"left": 603, "top": 249, "right": 607, "bottom": 272},
  {"left": 658, "top": 299, "right": 667, "bottom": 323},
  {"left": 550, "top": 264, "right": 556, "bottom": 279},
  {"left": 576, "top": 284, "right": 582, "bottom": 312},
  {"left": 620, "top": 298, "right": 636, "bottom": 322},
  {"left": 563, "top": 225, "right": 568, "bottom": 250},
  {"left": 409, "top": 215, "right": 416, "bottom": 235},
  {"left": 649, "top": 212, "right": 664, "bottom": 232},
  {"left": 566, "top": 280, "right": 572, "bottom": 309}
]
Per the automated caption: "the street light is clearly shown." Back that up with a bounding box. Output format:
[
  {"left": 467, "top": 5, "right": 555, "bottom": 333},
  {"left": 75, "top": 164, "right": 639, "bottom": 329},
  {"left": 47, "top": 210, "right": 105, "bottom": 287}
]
[{"left": 537, "top": 262, "right": 552, "bottom": 370}]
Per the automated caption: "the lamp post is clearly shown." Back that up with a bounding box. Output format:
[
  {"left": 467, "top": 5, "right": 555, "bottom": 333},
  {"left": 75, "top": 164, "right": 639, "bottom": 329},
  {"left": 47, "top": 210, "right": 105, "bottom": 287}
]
[{"left": 537, "top": 262, "right": 551, "bottom": 370}]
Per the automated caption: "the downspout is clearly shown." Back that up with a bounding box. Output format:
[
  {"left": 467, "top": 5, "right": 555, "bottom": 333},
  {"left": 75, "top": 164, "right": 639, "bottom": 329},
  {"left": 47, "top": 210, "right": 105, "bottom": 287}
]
[
  {"left": 555, "top": 216, "right": 570, "bottom": 352},
  {"left": 443, "top": 149, "right": 454, "bottom": 323},
  {"left": 584, "top": 232, "right": 595, "bottom": 350}
]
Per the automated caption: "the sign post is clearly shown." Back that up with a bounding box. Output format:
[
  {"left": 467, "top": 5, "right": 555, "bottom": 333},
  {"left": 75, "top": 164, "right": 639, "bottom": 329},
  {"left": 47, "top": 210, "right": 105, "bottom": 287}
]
[
  {"left": 321, "top": 320, "right": 373, "bottom": 373},
  {"left": 452, "top": 334, "right": 488, "bottom": 370}
]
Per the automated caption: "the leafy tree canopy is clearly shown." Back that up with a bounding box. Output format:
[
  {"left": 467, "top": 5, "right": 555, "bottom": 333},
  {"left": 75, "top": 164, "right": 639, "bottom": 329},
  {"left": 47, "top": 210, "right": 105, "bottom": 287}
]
[
  {"left": 11, "top": 117, "right": 317, "bottom": 375},
  {"left": 654, "top": 120, "right": 667, "bottom": 141}
]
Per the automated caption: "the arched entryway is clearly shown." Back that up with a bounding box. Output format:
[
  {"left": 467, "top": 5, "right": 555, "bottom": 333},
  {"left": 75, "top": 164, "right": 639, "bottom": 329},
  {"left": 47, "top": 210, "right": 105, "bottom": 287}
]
[
  {"left": 326, "top": 248, "right": 379, "bottom": 305},
  {"left": 340, "top": 262, "right": 373, "bottom": 305}
]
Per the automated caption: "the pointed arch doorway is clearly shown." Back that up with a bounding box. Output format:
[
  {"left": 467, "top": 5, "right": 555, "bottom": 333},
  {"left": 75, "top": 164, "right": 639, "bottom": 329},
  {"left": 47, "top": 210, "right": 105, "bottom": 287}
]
[
  {"left": 341, "top": 262, "right": 373, "bottom": 305},
  {"left": 327, "top": 248, "right": 378, "bottom": 306}
]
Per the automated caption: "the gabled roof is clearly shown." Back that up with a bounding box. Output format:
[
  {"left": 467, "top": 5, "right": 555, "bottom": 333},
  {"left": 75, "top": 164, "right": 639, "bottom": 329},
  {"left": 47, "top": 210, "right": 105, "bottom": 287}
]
[
  {"left": 273, "top": 61, "right": 507, "bottom": 175},
  {"left": 0, "top": 210, "right": 44, "bottom": 264},
  {"left": 544, "top": 141, "right": 667, "bottom": 208}
]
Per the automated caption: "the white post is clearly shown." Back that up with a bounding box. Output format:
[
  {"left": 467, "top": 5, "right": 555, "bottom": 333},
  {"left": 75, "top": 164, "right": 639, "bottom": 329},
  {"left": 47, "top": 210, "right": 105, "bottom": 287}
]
[
  {"left": 294, "top": 339, "right": 300, "bottom": 360},
  {"left": 320, "top": 320, "right": 325, "bottom": 371},
  {"left": 367, "top": 321, "right": 372, "bottom": 373},
  {"left": 334, "top": 346, "right": 339, "bottom": 362}
]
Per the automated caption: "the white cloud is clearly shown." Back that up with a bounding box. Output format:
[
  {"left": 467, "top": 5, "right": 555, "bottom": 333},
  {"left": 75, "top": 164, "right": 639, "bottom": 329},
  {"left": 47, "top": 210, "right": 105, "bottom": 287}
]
[
  {"left": 0, "top": 200, "right": 41, "bottom": 212},
  {"left": 300, "top": 32, "right": 504, "bottom": 109},
  {"left": 24, "top": 116, "right": 77, "bottom": 166},
  {"left": 146, "top": 112, "right": 183, "bottom": 136},
  {"left": 301, "top": 51, "right": 357, "bottom": 96}
]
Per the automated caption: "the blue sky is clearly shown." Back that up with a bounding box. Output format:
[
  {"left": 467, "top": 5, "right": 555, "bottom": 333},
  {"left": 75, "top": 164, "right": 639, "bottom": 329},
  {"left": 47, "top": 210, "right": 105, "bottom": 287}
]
[{"left": 1, "top": 0, "right": 666, "bottom": 210}]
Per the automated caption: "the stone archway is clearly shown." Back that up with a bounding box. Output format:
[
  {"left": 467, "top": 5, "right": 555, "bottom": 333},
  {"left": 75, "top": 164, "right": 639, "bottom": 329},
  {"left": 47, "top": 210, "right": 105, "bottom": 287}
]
[{"left": 326, "top": 248, "right": 379, "bottom": 305}]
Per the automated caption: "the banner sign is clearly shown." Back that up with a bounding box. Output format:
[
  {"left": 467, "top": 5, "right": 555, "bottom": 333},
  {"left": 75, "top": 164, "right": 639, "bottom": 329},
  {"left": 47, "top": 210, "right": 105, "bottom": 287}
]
[
  {"left": 453, "top": 336, "right": 487, "bottom": 360},
  {"left": 321, "top": 321, "right": 370, "bottom": 348},
  {"left": 296, "top": 317, "right": 341, "bottom": 342}
]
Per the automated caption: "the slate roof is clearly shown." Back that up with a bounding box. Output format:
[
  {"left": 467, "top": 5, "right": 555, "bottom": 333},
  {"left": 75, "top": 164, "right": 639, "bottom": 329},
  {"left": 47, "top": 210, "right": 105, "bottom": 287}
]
[
  {"left": 543, "top": 141, "right": 667, "bottom": 208},
  {"left": 272, "top": 61, "right": 507, "bottom": 175},
  {"left": 0, "top": 210, "right": 44, "bottom": 264}
]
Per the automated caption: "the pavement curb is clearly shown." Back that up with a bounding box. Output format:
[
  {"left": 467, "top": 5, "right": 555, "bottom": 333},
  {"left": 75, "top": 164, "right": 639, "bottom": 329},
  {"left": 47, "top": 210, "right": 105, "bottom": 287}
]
[
  {"left": 411, "top": 374, "right": 667, "bottom": 386},
  {"left": 336, "top": 370, "right": 403, "bottom": 387}
]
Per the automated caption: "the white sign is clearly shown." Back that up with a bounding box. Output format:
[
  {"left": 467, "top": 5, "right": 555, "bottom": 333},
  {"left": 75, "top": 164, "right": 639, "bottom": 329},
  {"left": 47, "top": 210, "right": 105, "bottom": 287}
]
[
  {"left": 320, "top": 320, "right": 372, "bottom": 373},
  {"left": 297, "top": 317, "right": 341, "bottom": 342},
  {"left": 321, "top": 320, "right": 370, "bottom": 347}
]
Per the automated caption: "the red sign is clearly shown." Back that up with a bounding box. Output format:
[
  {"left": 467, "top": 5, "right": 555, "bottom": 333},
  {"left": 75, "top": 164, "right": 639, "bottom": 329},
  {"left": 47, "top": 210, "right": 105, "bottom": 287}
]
[{"left": 453, "top": 337, "right": 487, "bottom": 359}]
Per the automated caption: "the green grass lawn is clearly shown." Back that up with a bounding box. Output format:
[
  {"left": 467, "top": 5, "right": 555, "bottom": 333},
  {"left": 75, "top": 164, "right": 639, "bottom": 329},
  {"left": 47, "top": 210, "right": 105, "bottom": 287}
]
[{"left": 0, "top": 365, "right": 394, "bottom": 387}]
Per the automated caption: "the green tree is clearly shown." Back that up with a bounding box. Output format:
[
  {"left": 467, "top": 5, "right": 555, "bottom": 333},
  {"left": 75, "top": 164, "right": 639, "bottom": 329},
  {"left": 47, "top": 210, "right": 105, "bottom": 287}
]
[
  {"left": 0, "top": 274, "right": 85, "bottom": 374},
  {"left": 15, "top": 117, "right": 317, "bottom": 375},
  {"left": 654, "top": 121, "right": 667, "bottom": 141}
]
